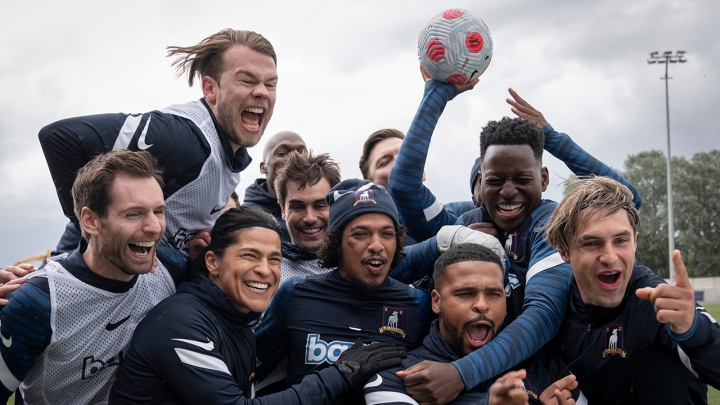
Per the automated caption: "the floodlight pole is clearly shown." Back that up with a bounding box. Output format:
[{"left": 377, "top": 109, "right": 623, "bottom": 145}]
[{"left": 647, "top": 50, "right": 686, "bottom": 282}]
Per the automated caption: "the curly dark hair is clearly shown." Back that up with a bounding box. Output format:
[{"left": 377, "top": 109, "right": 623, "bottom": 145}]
[
  {"left": 480, "top": 117, "right": 544, "bottom": 162},
  {"left": 317, "top": 223, "right": 407, "bottom": 271}
]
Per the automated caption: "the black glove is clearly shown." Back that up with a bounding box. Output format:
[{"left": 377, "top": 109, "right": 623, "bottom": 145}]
[{"left": 333, "top": 338, "right": 407, "bottom": 390}]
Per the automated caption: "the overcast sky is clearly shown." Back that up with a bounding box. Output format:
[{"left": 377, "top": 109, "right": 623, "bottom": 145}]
[{"left": 1, "top": 0, "right": 718, "bottom": 265}]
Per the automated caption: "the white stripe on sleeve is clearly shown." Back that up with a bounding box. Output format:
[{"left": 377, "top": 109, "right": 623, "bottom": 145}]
[
  {"left": 0, "top": 354, "right": 20, "bottom": 391},
  {"left": 676, "top": 346, "right": 699, "bottom": 378},
  {"left": 423, "top": 200, "right": 443, "bottom": 222},
  {"left": 526, "top": 252, "right": 565, "bottom": 282},
  {"left": 365, "top": 391, "right": 419, "bottom": 405},
  {"left": 174, "top": 348, "right": 231, "bottom": 375},
  {"left": 112, "top": 114, "right": 144, "bottom": 150}
]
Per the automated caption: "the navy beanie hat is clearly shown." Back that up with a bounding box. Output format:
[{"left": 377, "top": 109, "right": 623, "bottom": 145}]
[
  {"left": 470, "top": 156, "right": 482, "bottom": 193},
  {"left": 326, "top": 179, "right": 400, "bottom": 232}
]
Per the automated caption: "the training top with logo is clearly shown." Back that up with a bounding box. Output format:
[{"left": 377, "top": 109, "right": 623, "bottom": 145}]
[
  {"left": 364, "top": 320, "right": 576, "bottom": 405},
  {"left": 39, "top": 98, "right": 252, "bottom": 257},
  {"left": 257, "top": 239, "right": 438, "bottom": 395},
  {"left": 254, "top": 270, "right": 431, "bottom": 403},
  {"left": 0, "top": 245, "right": 179, "bottom": 405},
  {"left": 553, "top": 263, "right": 720, "bottom": 404},
  {"left": 110, "top": 275, "right": 349, "bottom": 405},
  {"left": 450, "top": 200, "right": 574, "bottom": 389},
  {"left": 388, "top": 80, "right": 642, "bottom": 243},
  {"left": 386, "top": 80, "right": 643, "bottom": 390}
]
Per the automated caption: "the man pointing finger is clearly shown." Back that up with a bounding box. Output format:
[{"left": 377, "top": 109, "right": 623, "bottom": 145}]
[{"left": 636, "top": 250, "right": 697, "bottom": 334}]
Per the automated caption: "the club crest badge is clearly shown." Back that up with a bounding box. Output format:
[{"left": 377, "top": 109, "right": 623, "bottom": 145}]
[
  {"left": 504, "top": 231, "right": 518, "bottom": 260},
  {"left": 602, "top": 325, "right": 627, "bottom": 358},
  {"left": 379, "top": 306, "right": 406, "bottom": 338},
  {"left": 354, "top": 189, "right": 377, "bottom": 206}
]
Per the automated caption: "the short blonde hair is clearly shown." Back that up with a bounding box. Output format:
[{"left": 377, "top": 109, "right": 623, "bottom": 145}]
[{"left": 545, "top": 176, "right": 639, "bottom": 252}]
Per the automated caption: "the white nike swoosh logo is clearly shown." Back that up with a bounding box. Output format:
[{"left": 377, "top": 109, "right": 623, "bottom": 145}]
[
  {"left": 0, "top": 321, "right": 11, "bottom": 348},
  {"left": 172, "top": 338, "right": 214, "bottom": 351},
  {"left": 137, "top": 115, "right": 153, "bottom": 150},
  {"left": 1, "top": 336, "right": 11, "bottom": 348},
  {"left": 364, "top": 374, "right": 383, "bottom": 388}
]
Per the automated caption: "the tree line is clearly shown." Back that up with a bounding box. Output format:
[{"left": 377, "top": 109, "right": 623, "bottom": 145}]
[{"left": 565, "top": 149, "right": 720, "bottom": 278}]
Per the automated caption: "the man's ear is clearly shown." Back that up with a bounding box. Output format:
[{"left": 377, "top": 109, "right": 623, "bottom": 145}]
[
  {"left": 540, "top": 166, "right": 550, "bottom": 192},
  {"left": 201, "top": 76, "right": 218, "bottom": 106},
  {"left": 260, "top": 161, "right": 267, "bottom": 174},
  {"left": 280, "top": 204, "right": 287, "bottom": 221},
  {"left": 558, "top": 248, "right": 571, "bottom": 264},
  {"left": 80, "top": 207, "right": 101, "bottom": 238},
  {"left": 431, "top": 289, "right": 441, "bottom": 315},
  {"left": 422, "top": 171, "right": 427, "bottom": 182},
  {"left": 206, "top": 250, "right": 220, "bottom": 277}
]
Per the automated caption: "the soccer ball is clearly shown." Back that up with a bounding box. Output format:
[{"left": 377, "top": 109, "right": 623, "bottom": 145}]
[{"left": 418, "top": 9, "right": 493, "bottom": 84}]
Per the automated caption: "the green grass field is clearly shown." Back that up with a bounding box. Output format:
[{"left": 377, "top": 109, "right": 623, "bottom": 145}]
[
  {"left": 705, "top": 303, "right": 720, "bottom": 405},
  {"left": 5, "top": 304, "right": 720, "bottom": 405}
]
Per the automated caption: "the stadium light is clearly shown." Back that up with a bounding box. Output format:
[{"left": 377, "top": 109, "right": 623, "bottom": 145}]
[{"left": 647, "top": 50, "right": 687, "bottom": 283}]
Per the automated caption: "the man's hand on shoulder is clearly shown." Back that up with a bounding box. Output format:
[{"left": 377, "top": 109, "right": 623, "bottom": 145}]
[
  {"left": 636, "top": 250, "right": 696, "bottom": 335},
  {"left": 0, "top": 264, "right": 34, "bottom": 283},
  {"left": 397, "top": 360, "right": 464, "bottom": 404},
  {"left": 488, "top": 369, "right": 529, "bottom": 405},
  {"left": 506, "top": 88, "right": 549, "bottom": 130},
  {"left": 0, "top": 264, "right": 35, "bottom": 305}
]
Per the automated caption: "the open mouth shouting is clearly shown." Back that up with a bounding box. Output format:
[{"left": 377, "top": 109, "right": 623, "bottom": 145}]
[
  {"left": 128, "top": 241, "right": 156, "bottom": 258},
  {"left": 596, "top": 269, "right": 622, "bottom": 289},
  {"left": 241, "top": 106, "right": 265, "bottom": 131},
  {"left": 465, "top": 319, "right": 495, "bottom": 349},
  {"left": 363, "top": 256, "right": 388, "bottom": 276}
]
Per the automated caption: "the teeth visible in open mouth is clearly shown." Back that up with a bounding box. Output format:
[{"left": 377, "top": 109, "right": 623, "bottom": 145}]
[
  {"left": 498, "top": 203, "right": 522, "bottom": 213},
  {"left": 300, "top": 228, "right": 322, "bottom": 235},
  {"left": 129, "top": 241, "right": 154, "bottom": 256},
  {"left": 245, "top": 107, "right": 264, "bottom": 114},
  {"left": 246, "top": 281, "right": 269, "bottom": 290},
  {"left": 368, "top": 260, "right": 383, "bottom": 266}
]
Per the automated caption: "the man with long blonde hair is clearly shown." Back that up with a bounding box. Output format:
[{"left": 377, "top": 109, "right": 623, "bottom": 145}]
[{"left": 40, "top": 29, "right": 277, "bottom": 259}]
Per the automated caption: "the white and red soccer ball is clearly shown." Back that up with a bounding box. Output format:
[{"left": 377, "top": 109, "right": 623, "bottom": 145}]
[{"left": 418, "top": 9, "right": 493, "bottom": 84}]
